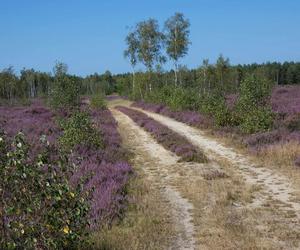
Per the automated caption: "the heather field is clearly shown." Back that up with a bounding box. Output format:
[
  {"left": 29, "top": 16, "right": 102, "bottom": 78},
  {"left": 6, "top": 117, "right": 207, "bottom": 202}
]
[
  {"left": 0, "top": 99, "right": 133, "bottom": 248},
  {"left": 2, "top": 2, "right": 300, "bottom": 249}
]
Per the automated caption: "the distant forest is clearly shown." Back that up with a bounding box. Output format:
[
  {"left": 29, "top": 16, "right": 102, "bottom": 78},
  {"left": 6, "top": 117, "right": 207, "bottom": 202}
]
[{"left": 0, "top": 60, "right": 300, "bottom": 101}]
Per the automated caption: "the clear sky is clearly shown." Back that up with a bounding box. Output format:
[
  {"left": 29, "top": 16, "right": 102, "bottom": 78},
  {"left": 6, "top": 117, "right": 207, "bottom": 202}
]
[{"left": 0, "top": 0, "right": 299, "bottom": 76}]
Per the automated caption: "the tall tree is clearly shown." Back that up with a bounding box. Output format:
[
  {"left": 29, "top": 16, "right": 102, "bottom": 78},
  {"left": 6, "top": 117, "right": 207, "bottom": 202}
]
[
  {"left": 164, "top": 13, "right": 190, "bottom": 86},
  {"left": 53, "top": 61, "right": 68, "bottom": 77},
  {"left": 124, "top": 31, "right": 139, "bottom": 93},
  {"left": 135, "top": 18, "right": 165, "bottom": 92},
  {"left": 216, "top": 54, "right": 230, "bottom": 89}
]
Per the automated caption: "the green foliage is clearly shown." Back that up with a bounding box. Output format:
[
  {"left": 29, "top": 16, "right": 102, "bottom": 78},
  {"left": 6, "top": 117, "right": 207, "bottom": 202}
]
[
  {"left": 90, "top": 94, "right": 107, "bottom": 109},
  {"left": 239, "top": 107, "right": 274, "bottom": 133},
  {"left": 0, "top": 132, "right": 89, "bottom": 249},
  {"left": 164, "top": 13, "right": 190, "bottom": 85},
  {"left": 50, "top": 75, "right": 80, "bottom": 110},
  {"left": 200, "top": 91, "right": 235, "bottom": 127},
  {"left": 237, "top": 74, "right": 272, "bottom": 107},
  {"left": 59, "top": 111, "right": 102, "bottom": 152},
  {"left": 164, "top": 13, "right": 190, "bottom": 62},
  {"left": 235, "top": 75, "right": 274, "bottom": 133},
  {"left": 166, "top": 87, "right": 199, "bottom": 111}
]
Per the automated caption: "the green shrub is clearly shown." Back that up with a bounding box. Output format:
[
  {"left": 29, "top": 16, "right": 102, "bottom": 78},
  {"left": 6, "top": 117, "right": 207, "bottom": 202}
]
[
  {"left": 50, "top": 75, "right": 80, "bottom": 110},
  {"left": 145, "top": 85, "right": 201, "bottom": 112},
  {"left": 59, "top": 111, "right": 102, "bottom": 152},
  {"left": 235, "top": 74, "right": 274, "bottom": 133},
  {"left": 239, "top": 107, "right": 274, "bottom": 133},
  {"left": 199, "top": 91, "right": 235, "bottom": 127},
  {"left": 90, "top": 94, "right": 107, "bottom": 109},
  {"left": 166, "top": 87, "right": 199, "bottom": 111},
  {"left": 0, "top": 132, "right": 89, "bottom": 249}
]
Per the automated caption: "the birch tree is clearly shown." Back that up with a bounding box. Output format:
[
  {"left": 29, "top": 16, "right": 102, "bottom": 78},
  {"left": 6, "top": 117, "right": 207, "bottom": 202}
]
[
  {"left": 164, "top": 13, "right": 190, "bottom": 86},
  {"left": 135, "top": 18, "right": 165, "bottom": 92},
  {"left": 124, "top": 31, "right": 139, "bottom": 93}
]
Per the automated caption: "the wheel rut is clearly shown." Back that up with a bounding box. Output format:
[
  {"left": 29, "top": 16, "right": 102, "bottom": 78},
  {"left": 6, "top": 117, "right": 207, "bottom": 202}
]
[
  {"left": 111, "top": 108, "right": 196, "bottom": 250},
  {"left": 133, "top": 107, "right": 300, "bottom": 219}
]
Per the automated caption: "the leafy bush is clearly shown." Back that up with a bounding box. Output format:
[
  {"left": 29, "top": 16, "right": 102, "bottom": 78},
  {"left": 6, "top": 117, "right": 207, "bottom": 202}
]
[
  {"left": 200, "top": 91, "right": 235, "bottom": 127},
  {"left": 50, "top": 75, "right": 80, "bottom": 110},
  {"left": 145, "top": 85, "right": 201, "bottom": 112},
  {"left": 59, "top": 111, "right": 102, "bottom": 152},
  {"left": 0, "top": 132, "right": 89, "bottom": 249},
  {"left": 167, "top": 87, "right": 200, "bottom": 111},
  {"left": 235, "top": 75, "right": 274, "bottom": 133},
  {"left": 90, "top": 94, "right": 107, "bottom": 109},
  {"left": 239, "top": 107, "right": 274, "bottom": 134}
]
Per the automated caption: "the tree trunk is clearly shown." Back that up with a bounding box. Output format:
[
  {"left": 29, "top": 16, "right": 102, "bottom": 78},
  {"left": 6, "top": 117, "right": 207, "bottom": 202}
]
[
  {"left": 148, "top": 70, "right": 152, "bottom": 92},
  {"left": 174, "top": 61, "right": 178, "bottom": 87},
  {"left": 131, "top": 67, "right": 135, "bottom": 92}
]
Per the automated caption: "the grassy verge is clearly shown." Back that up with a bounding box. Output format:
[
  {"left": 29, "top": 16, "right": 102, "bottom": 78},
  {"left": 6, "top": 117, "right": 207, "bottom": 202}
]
[{"left": 90, "top": 168, "right": 173, "bottom": 250}]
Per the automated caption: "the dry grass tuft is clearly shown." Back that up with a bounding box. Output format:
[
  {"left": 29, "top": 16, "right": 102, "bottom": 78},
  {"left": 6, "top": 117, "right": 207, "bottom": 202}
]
[
  {"left": 90, "top": 171, "right": 174, "bottom": 250},
  {"left": 202, "top": 169, "right": 228, "bottom": 180},
  {"left": 258, "top": 141, "right": 300, "bottom": 168}
]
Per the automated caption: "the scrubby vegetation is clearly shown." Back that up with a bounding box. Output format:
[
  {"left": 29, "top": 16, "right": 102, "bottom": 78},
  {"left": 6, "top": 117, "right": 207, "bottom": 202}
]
[
  {"left": 0, "top": 68, "right": 132, "bottom": 249},
  {"left": 0, "top": 132, "right": 89, "bottom": 249},
  {"left": 1, "top": 9, "right": 300, "bottom": 249}
]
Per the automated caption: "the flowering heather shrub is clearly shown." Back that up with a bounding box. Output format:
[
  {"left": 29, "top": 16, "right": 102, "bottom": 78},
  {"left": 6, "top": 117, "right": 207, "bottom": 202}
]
[
  {"left": 0, "top": 100, "right": 61, "bottom": 158},
  {"left": 70, "top": 158, "right": 131, "bottom": 229},
  {"left": 295, "top": 156, "right": 300, "bottom": 167},
  {"left": 271, "top": 85, "right": 300, "bottom": 116},
  {"left": 92, "top": 109, "right": 129, "bottom": 163},
  {"left": 1, "top": 101, "right": 133, "bottom": 243},
  {"left": 69, "top": 108, "right": 133, "bottom": 228},
  {"left": 132, "top": 101, "right": 212, "bottom": 128},
  {"left": 116, "top": 106, "right": 207, "bottom": 163},
  {"left": 243, "top": 130, "right": 284, "bottom": 148}
]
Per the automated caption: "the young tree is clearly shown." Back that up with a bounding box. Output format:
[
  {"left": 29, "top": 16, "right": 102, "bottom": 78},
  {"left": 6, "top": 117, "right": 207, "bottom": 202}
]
[
  {"left": 0, "top": 67, "right": 17, "bottom": 101},
  {"left": 50, "top": 62, "right": 80, "bottom": 110},
  {"left": 53, "top": 61, "right": 68, "bottom": 77},
  {"left": 164, "top": 13, "right": 190, "bottom": 86},
  {"left": 124, "top": 31, "right": 139, "bottom": 92},
  {"left": 135, "top": 18, "right": 165, "bottom": 92},
  {"left": 20, "top": 69, "right": 37, "bottom": 98},
  {"left": 216, "top": 54, "right": 230, "bottom": 89}
]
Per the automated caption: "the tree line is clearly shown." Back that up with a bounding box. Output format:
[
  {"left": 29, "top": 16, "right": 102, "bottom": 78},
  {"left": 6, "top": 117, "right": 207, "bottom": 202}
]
[
  {"left": 0, "top": 12, "right": 299, "bottom": 105},
  {"left": 0, "top": 63, "right": 117, "bottom": 103}
]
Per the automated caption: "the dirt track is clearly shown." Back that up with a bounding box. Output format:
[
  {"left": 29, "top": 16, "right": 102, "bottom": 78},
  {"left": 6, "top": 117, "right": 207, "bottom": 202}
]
[
  {"left": 112, "top": 109, "right": 197, "bottom": 250},
  {"left": 133, "top": 106, "right": 300, "bottom": 217},
  {"left": 111, "top": 101, "right": 300, "bottom": 249}
]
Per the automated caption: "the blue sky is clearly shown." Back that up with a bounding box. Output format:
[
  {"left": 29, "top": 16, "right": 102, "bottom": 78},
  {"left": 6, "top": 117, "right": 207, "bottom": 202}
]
[{"left": 0, "top": 0, "right": 299, "bottom": 76}]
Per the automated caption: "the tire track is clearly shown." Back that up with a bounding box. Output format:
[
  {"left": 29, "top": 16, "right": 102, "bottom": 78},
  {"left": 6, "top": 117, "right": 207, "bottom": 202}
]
[
  {"left": 133, "top": 107, "right": 300, "bottom": 218},
  {"left": 111, "top": 108, "right": 196, "bottom": 250}
]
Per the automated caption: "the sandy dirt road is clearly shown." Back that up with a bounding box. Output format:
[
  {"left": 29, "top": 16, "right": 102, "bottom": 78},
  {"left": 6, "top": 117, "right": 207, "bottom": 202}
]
[
  {"left": 110, "top": 101, "right": 300, "bottom": 249},
  {"left": 112, "top": 109, "right": 198, "bottom": 250},
  {"left": 132, "top": 107, "right": 300, "bottom": 217}
]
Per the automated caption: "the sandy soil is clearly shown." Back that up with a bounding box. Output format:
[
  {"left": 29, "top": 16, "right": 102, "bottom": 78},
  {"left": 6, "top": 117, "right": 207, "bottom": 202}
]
[
  {"left": 134, "top": 107, "right": 300, "bottom": 217},
  {"left": 112, "top": 109, "right": 198, "bottom": 250},
  {"left": 109, "top": 100, "right": 300, "bottom": 249}
]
